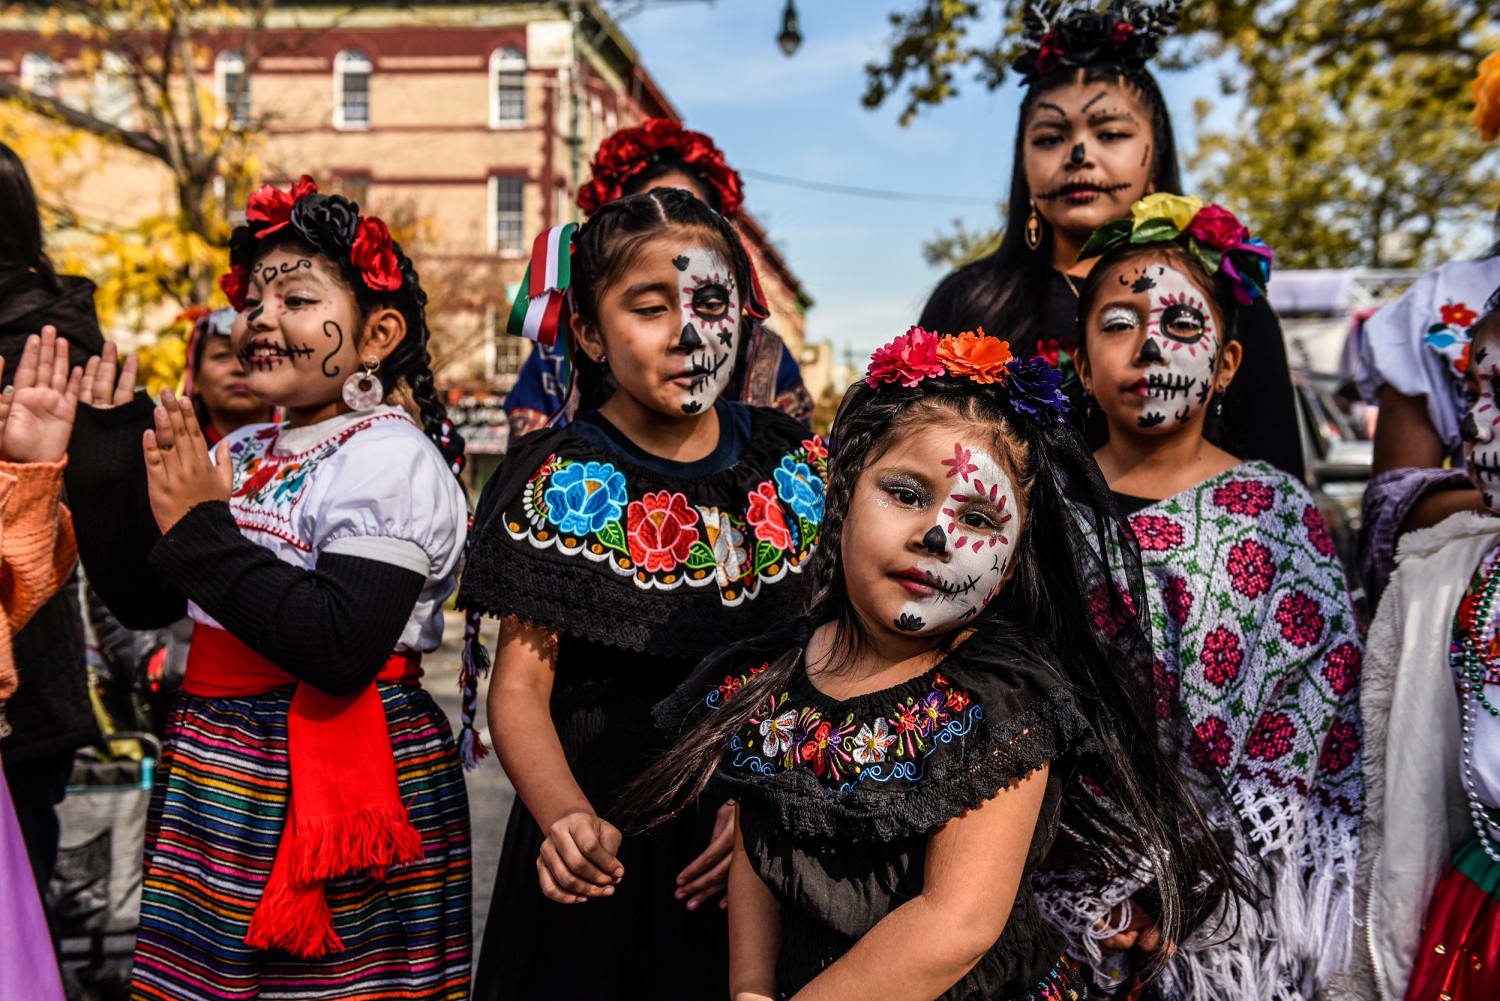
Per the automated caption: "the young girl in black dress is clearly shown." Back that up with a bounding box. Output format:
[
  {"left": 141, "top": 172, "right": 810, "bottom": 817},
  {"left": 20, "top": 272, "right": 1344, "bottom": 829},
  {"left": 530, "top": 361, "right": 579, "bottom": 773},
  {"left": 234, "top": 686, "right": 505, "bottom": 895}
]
[
  {"left": 459, "top": 187, "right": 826, "bottom": 999},
  {"left": 626, "top": 328, "right": 1242, "bottom": 1000}
]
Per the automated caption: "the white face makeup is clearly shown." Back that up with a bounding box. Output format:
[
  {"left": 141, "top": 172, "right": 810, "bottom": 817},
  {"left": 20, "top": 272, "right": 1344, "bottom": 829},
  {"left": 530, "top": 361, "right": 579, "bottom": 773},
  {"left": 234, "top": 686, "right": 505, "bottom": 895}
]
[
  {"left": 1129, "top": 264, "right": 1220, "bottom": 429},
  {"left": 672, "top": 247, "right": 740, "bottom": 415},
  {"left": 1463, "top": 341, "right": 1500, "bottom": 512},
  {"left": 892, "top": 443, "right": 1018, "bottom": 634}
]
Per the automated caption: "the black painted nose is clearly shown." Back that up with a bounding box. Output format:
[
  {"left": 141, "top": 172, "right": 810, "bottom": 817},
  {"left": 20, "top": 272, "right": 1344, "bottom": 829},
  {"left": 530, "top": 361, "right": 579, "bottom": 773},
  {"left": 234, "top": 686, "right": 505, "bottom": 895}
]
[
  {"left": 1070, "top": 142, "right": 1086, "bottom": 166},
  {"left": 1139, "top": 337, "right": 1164, "bottom": 364},
  {"left": 1463, "top": 411, "right": 1490, "bottom": 444},
  {"left": 921, "top": 525, "right": 948, "bottom": 557},
  {"left": 678, "top": 323, "right": 703, "bottom": 350}
]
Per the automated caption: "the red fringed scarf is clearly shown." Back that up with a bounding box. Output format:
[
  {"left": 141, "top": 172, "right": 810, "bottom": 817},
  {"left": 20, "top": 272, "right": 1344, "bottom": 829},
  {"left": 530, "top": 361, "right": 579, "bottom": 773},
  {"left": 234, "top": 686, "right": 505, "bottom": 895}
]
[{"left": 182, "top": 626, "right": 424, "bottom": 957}]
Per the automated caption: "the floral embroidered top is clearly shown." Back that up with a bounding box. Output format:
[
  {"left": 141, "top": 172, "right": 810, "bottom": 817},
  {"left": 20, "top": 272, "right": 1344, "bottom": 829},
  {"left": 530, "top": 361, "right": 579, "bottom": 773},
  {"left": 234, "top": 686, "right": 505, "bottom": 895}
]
[
  {"left": 460, "top": 403, "right": 824, "bottom": 660},
  {"left": 686, "top": 626, "right": 1089, "bottom": 1000}
]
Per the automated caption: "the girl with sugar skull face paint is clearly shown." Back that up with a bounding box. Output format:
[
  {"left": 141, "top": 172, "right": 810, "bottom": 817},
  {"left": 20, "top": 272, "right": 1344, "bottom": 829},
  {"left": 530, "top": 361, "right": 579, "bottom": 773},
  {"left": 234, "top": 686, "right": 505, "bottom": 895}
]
[{"left": 1460, "top": 316, "right": 1500, "bottom": 511}]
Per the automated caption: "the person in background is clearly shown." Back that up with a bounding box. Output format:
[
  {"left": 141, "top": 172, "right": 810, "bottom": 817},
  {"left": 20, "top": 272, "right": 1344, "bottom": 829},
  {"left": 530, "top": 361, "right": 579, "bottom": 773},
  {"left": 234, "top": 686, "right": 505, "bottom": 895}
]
[
  {"left": 0, "top": 140, "right": 102, "bottom": 935},
  {"left": 185, "top": 307, "right": 274, "bottom": 442},
  {"left": 1355, "top": 50, "right": 1500, "bottom": 608},
  {"left": 505, "top": 119, "right": 814, "bottom": 439}
]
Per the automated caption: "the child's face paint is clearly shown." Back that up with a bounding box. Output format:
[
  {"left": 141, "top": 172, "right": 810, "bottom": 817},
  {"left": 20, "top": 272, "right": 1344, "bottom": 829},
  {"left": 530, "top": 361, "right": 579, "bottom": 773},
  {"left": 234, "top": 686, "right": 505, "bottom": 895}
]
[
  {"left": 842, "top": 423, "right": 1022, "bottom": 639},
  {"left": 1086, "top": 257, "right": 1223, "bottom": 433},
  {"left": 232, "top": 247, "right": 366, "bottom": 412},
  {"left": 1462, "top": 331, "right": 1500, "bottom": 511},
  {"left": 591, "top": 235, "right": 741, "bottom": 419}
]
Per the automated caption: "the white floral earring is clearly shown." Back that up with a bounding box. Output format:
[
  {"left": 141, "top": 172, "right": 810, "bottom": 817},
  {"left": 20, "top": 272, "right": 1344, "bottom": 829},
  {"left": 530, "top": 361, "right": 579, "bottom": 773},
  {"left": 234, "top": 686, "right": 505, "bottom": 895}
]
[{"left": 342, "top": 354, "right": 384, "bottom": 411}]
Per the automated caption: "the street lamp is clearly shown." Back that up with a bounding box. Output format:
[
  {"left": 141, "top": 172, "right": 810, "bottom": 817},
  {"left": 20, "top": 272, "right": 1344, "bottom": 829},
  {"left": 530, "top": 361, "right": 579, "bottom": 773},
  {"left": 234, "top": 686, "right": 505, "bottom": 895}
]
[{"left": 777, "top": 0, "right": 801, "bottom": 57}]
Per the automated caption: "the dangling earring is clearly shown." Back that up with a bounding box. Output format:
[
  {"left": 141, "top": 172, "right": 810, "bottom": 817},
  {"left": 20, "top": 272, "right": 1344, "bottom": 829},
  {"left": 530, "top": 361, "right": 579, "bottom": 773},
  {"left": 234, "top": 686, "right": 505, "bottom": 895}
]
[
  {"left": 1214, "top": 397, "right": 1224, "bottom": 418},
  {"left": 596, "top": 353, "right": 607, "bottom": 364},
  {"left": 1025, "top": 200, "right": 1043, "bottom": 251},
  {"left": 342, "top": 355, "right": 384, "bottom": 412}
]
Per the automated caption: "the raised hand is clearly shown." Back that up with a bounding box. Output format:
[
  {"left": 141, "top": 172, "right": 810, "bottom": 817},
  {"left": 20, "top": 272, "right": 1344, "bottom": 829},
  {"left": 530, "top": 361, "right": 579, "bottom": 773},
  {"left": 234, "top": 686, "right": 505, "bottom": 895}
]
[
  {"left": 80, "top": 340, "right": 140, "bottom": 410},
  {"left": 0, "top": 326, "right": 84, "bottom": 464},
  {"left": 142, "top": 388, "right": 232, "bottom": 533}
]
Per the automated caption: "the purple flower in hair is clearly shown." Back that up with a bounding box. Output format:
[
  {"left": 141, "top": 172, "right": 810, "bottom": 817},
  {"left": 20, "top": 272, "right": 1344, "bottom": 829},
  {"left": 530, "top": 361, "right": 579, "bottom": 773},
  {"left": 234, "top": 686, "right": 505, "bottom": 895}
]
[{"left": 1001, "top": 356, "right": 1069, "bottom": 421}]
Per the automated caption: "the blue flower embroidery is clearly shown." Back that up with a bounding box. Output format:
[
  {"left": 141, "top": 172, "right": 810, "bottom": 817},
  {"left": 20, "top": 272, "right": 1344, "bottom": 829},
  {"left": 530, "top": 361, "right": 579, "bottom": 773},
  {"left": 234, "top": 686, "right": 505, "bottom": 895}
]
[
  {"left": 774, "top": 456, "right": 825, "bottom": 525},
  {"left": 544, "top": 460, "right": 627, "bottom": 535}
]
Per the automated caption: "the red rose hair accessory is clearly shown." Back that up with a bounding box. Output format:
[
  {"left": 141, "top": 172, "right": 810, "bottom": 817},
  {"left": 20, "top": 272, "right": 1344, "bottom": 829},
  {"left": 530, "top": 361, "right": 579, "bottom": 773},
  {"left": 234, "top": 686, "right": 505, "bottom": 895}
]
[
  {"left": 350, "top": 217, "right": 403, "bottom": 292},
  {"left": 576, "top": 118, "right": 745, "bottom": 219},
  {"left": 246, "top": 175, "right": 318, "bottom": 239},
  {"left": 219, "top": 264, "right": 250, "bottom": 310}
]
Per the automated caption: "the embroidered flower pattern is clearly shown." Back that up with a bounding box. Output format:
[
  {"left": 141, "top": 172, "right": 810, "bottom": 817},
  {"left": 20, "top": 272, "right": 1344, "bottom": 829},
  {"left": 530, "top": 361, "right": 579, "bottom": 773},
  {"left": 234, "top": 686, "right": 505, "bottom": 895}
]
[
  {"left": 1245, "top": 712, "right": 1296, "bottom": 761},
  {"left": 1275, "top": 590, "right": 1325, "bottom": 649},
  {"left": 1226, "top": 538, "right": 1276, "bottom": 598},
  {"left": 1163, "top": 575, "right": 1193, "bottom": 625},
  {"left": 509, "top": 438, "right": 826, "bottom": 604},
  {"left": 715, "top": 671, "right": 983, "bottom": 792},
  {"left": 1199, "top": 626, "right": 1244, "bottom": 687},
  {"left": 1130, "top": 514, "right": 1184, "bottom": 552},
  {"left": 1193, "top": 716, "right": 1232, "bottom": 771},
  {"left": 1302, "top": 504, "right": 1336, "bottom": 558},
  {"left": 1321, "top": 642, "right": 1362, "bottom": 696},
  {"left": 1318, "top": 719, "right": 1358, "bottom": 774},
  {"left": 1212, "top": 479, "right": 1276, "bottom": 517},
  {"left": 1425, "top": 299, "right": 1483, "bottom": 377}
]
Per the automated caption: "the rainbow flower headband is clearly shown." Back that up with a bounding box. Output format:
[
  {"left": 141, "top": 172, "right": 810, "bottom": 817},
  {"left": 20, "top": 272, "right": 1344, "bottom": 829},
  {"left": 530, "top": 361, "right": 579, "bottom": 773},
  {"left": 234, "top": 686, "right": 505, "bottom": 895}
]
[
  {"left": 1077, "top": 193, "right": 1274, "bottom": 305},
  {"left": 864, "top": 326, "right": 1069, "bottom": 422}
]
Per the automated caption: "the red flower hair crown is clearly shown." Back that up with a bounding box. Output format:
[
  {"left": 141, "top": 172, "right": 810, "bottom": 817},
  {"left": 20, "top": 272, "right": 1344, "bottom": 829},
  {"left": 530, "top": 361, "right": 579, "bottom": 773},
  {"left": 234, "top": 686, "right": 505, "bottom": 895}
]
[{"left": 576, "top": 118, "right": 745, "bottom": 218}]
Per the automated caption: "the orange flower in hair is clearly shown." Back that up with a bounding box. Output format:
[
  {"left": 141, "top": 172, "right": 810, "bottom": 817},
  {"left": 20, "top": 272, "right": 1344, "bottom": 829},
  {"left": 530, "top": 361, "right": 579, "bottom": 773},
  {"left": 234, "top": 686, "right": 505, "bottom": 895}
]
[
  {"left": 936, "top": 329, "right": 1013, "bottom": 385},
  {"left": 1474, "top": 50, "right": 1500, "bottom": 143}
]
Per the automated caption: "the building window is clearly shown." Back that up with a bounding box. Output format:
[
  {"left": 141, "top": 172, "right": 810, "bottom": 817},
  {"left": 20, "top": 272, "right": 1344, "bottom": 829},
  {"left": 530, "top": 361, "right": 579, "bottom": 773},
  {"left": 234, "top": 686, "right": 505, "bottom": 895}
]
[
  {"left": 492, "top": 175, "right": 525, "bottom": 254},
  {"left": 216, "top": 51, "right": 250, "bottom": 126},
  {"left": 334, "top": 49, "right": 372, "bottom": 130},
  {"left": 91, "top": 51, "right": 135, "bottom": 128},
  {"left": 19, "top": 53, "right": 61, "bottom": 98},
  {"left": 490, "top": 47, "right": 526, "bottom": 128}
]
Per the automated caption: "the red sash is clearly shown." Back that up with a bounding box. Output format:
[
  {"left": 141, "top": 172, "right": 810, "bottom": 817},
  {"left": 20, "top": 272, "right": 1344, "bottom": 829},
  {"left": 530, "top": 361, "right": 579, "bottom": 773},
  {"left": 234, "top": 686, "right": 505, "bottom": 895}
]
[{"left": 184, "top": 626, "right": 425, "bottom": 958}]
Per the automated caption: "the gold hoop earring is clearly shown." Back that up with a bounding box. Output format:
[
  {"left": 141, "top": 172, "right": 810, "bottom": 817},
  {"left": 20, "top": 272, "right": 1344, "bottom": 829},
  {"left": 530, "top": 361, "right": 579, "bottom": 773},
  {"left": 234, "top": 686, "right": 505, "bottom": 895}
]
[{"left": 1025, "top": 200, "right": 1042, "bottom": 251}]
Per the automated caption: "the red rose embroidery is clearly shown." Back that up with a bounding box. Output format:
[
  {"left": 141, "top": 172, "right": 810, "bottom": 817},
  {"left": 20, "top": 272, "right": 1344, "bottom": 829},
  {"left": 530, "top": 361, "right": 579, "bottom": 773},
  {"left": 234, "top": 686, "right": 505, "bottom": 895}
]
[
  {"left": 1302, "top": 504, "right": 1335, "bottom": 558},
  {"left": 1200, "top": 626, "right": 1245, "bottom": 687},
  {"left": 1442, "top": 302, "right": 1479, "bottom": 328},
  {"left": 350, "top": 217, "right": 402, "bottom": 291},
  {"left": 246, "top": 174, "right": 317, "bottom": 238},
  {"left": 1322, "top": 642, "right": 1362, "bottom": 696},
  {"left": 1319, "top": 719, "right": 1359, "bottom": 774},
  {"left": 1246, "top": 712, "right": 1296, "bottom": 761},
  {"left": 1163, "top": 575, "right": 1193, "bottom": 625},
  {"left": 1130, "top": 514, "right": 1184, "bottom": 552},
  {"left": 218, "top": 265, "right": 249, "bottom": 310},
  {"left": 801, "top": 436, "right": 827, "bottom": 461},
  {"left": 1193, "top": 716, "right": 1232, "bottom": 770},
  {"left": 1212, "top": 479, "right": 1276, "bottom": 517},
  {"left": 626, "top": 490, "right": 699, "bottom": 572},
  {"left": 1275, "top": 590, "right": 1326, "bottom": 649},
  {"left": 746, "top": 482, "right": 792, "bottom": 549},
  {"left": 1226, "top": 538, "right": 1276, "bottom": 598}
]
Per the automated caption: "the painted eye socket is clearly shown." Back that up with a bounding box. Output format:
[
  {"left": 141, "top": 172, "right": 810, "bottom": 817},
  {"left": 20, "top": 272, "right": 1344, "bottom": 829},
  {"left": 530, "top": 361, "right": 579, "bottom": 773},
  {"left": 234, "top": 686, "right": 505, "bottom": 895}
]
[
  {"left": 1158, "top": 303, "right": 1206, "bottom": 344},
  {"left": 1100, "top": 307, "right": 1139, "bottom": 332},
  {"left": 690, "top": 284, "right": 730, "bottom": 325},
  {"left": 888, "top": 486, "right": 921, "bottom": 506}
]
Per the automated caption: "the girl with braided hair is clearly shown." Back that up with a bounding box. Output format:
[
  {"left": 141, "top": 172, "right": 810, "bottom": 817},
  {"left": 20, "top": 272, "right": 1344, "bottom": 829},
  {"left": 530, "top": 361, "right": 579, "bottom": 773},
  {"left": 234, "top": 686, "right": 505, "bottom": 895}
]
[
  {"left": 619, "top": 327, "right": 1244, "bottom": 1001},
  {"left": 458, "top": 186, "right": 825, "bottom": 1000},
  {"left": 60, "top": 177, "right": 473, "bottom": 1000}
]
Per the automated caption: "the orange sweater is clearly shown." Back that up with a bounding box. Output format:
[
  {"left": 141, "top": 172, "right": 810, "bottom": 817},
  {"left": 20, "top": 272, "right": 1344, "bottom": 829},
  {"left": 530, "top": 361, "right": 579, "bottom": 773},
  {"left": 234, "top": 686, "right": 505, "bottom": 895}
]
[{"left": 0, "top": 459, "right": 77, "bottom": 703}]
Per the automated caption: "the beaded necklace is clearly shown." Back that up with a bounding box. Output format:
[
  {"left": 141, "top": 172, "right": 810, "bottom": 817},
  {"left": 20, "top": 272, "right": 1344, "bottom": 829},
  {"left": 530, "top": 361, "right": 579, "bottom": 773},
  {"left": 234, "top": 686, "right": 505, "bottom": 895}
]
[{"left": 1452, "top": 551, "right": 1500, "bottom": 864}]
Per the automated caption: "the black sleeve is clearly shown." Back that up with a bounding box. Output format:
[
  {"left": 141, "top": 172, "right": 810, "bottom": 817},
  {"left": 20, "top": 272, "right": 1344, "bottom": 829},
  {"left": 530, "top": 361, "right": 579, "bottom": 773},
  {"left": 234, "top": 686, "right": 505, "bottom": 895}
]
[
  {"left": 1224, "top": 299, "right": 1307, "bottom": 480},
  {"left": 65, "top": 394, "right": 187, "bottom": 629},
  {"left": 146, "top": 501, "right": 426, "bottom": 696}
]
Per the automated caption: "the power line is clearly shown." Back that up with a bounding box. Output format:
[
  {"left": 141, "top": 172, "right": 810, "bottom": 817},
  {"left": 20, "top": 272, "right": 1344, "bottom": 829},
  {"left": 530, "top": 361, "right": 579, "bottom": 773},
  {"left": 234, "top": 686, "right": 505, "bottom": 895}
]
[{"left": 739, "top": 167, "right": 995, "bottom": 206}]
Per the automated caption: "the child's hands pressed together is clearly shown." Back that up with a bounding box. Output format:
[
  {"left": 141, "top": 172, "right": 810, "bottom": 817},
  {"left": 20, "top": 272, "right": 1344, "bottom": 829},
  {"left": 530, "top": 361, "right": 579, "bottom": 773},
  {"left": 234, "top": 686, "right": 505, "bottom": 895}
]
[
  {"left": 675, "top": 799, "right": 734, "bottom": 910},
  {"left": 0, "top": 326, "right": 83, "bottom": 464},
  {"left": 143, "top": 388, "right": 232, "bottom": 533},
  {"left": 537, "top": 810, "right": 624, "bottom": 905}
]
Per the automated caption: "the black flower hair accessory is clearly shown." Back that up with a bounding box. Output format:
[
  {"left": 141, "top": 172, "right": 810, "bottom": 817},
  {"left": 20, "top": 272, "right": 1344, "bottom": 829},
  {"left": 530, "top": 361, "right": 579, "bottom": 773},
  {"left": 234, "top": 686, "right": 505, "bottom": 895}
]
[{"left": 1013, "top": 0, "right": 1182, "bottom": 84}]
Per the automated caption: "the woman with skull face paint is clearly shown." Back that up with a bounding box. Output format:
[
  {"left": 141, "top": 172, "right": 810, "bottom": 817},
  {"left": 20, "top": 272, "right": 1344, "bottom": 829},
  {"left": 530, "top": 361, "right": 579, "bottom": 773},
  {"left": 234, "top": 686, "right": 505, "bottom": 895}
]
[
  {"left": 459, "top": 187, "right": 825, "bottom": 1001},
  {"left": 60, "top": 178, "right": 474, "bottom": 1000},
  {"left": 919, "top": 0, "right": 1304, "bottom": 480},
  {"left": 1045, "top": 198, "right": 1364, "bottom": 1000},
  {"left": 618, "top": 327, "right": 1244, "bottom": 1001},
  {"left": 1357, "top": 296, "right": 1500, "bottom": 1001},
  {"left": 504, "top": 118, "right": 814, "bottom": 440}
]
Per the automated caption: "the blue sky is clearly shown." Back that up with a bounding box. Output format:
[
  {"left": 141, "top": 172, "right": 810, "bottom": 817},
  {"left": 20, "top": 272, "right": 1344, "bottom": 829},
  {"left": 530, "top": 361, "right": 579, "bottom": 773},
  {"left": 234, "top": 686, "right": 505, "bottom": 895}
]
[{"left": 619, "top": 0, "right": 1229, "bottom": 362}]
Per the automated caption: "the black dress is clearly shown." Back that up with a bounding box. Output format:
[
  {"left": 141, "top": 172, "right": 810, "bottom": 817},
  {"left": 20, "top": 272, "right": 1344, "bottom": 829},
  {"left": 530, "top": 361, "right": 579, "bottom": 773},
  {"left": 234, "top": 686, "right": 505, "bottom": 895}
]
[
  {"left": 458, "top": 400, "right": 826, "bottom": 1001},
  {"left": 695, "top": 628, "right": 1092, "bottom": 1001},
  {"left": 920, "top": 265, "right": 1306, "bottom": 480}
]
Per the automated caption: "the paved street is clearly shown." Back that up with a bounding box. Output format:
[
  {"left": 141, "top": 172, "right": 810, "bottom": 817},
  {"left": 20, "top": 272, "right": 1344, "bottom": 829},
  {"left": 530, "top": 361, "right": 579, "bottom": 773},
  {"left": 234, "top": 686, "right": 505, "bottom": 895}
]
[{"left": 428, "top": 610, "right": 515, "bottom": 952}]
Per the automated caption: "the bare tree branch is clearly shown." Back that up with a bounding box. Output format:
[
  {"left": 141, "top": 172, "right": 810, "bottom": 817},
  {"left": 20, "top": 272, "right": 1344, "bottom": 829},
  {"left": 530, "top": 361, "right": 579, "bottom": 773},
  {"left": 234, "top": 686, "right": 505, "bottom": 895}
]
[{"left": 0, "top": 78, "right": 168, "bottom": 160}]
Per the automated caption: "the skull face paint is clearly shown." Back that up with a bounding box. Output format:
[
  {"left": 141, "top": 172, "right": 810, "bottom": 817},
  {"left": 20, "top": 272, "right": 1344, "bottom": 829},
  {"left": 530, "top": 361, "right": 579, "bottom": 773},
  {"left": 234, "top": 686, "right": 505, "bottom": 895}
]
[
  {"left": 891, "top": 442, "right": 1018, "bottom": 634},
  {"left": 672, "top": 248, "right": 740, "bottom": 415},
  {"left": 1131, "top": 264, "right": 1220, "bottom": 429},
  {"left": 1463, "top": 342, "right": 1500, "bottom": 512}
]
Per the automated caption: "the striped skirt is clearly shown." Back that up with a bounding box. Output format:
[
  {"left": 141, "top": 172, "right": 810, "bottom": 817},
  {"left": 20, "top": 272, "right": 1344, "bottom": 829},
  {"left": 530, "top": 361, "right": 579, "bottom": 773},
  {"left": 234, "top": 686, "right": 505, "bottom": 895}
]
[{"left": 130, "top": 683, "right": 472, "bottom": 1001}]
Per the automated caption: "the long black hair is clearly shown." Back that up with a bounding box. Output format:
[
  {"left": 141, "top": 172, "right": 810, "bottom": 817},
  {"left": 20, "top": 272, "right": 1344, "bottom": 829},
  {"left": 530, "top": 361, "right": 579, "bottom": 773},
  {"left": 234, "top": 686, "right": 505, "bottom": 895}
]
[
  {"left": 567, "top": 187, "right": 759, "bottom": 412},
  {"left": 623, "top": 372, "right": 1245, "bottom": 975},
  {"left": 227, "top": 190, "right": 465, "bottom": 476},
  {"left": 0, "top": 141, "right": 59, "bottom": 291},
  {"left": 919, "top": 63, "right": 1181, "bottom": 351}
]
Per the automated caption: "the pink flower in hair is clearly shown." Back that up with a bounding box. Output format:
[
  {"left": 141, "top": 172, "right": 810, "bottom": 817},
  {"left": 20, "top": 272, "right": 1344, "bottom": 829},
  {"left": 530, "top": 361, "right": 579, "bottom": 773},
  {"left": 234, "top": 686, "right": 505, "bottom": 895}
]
[{"left": 865, "top": 326, "right": 948, "bottom": 387}]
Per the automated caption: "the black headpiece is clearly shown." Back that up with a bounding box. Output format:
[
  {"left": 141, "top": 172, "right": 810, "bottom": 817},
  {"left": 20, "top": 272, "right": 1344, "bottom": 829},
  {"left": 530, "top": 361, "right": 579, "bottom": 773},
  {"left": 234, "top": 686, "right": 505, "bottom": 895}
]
[{"left": 1013, "top": 0, "right": 1182, "bottom": 84}]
